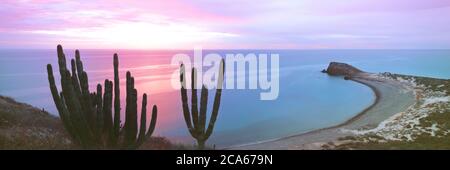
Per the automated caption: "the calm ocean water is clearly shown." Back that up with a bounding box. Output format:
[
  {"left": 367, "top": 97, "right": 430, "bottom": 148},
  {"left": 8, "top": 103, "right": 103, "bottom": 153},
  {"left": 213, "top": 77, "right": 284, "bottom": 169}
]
[{"left": 1, "top": 49, "right": 449, "bottom": 147}]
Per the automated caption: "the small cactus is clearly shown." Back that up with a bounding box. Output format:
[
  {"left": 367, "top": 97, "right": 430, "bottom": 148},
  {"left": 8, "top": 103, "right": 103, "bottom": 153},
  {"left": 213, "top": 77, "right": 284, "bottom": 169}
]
[
  {"left": 179, "top": 59, "right": 225, "bottom": 149},
  {"left": 47, "top": 45, "right": 157, "bottom": 149}
]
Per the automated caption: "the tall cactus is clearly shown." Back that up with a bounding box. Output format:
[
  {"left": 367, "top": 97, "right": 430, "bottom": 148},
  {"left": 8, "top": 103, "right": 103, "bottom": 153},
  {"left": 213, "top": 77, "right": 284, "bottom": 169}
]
[
  {"left": 179, "top": 59, "right": 225, "bottom": 149},
  {"left": 47, "top": 45, "right": 157, "bottom": 149}
]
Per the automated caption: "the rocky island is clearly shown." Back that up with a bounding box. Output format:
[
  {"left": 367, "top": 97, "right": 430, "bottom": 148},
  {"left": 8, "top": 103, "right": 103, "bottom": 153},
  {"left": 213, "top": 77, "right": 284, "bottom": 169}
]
[{"left": 324, "top": 62, "right": 363, "bottom": 76}]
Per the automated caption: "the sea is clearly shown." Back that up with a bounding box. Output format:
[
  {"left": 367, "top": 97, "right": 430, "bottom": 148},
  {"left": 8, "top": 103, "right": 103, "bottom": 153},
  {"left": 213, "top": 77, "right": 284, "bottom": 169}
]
[{"left": 1, "top": 49, "right": 449, "bottom": 147}]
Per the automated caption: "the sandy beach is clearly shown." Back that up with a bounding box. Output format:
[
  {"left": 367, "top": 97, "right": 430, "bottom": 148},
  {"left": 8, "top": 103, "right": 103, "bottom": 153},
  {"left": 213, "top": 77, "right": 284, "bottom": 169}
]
[{"left": 230, "top": 71, "right": 417, "bottom": 150}]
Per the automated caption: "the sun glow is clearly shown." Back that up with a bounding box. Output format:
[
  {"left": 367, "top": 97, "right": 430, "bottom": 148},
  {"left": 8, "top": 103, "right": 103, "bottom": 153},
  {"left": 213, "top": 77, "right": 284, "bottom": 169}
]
[{"left": 31, "top": 21, "right": 237, "bottom": 49}]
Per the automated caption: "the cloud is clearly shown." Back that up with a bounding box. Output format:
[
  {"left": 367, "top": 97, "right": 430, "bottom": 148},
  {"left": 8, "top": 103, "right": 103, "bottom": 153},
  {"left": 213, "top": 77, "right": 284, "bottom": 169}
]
[
  {"left": 28, "top": 21, "right": 238, "bottom": 49},
  {"left": 1, "top": 0, "right": 450, "bottom": 49}
]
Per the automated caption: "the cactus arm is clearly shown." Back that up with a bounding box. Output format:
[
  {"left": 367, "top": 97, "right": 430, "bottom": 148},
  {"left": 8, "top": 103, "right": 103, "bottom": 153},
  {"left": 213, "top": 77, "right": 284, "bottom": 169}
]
[
  {"left": 90, "top": 92, "right": 96, "bottom": 106},
  {"left": 79, "top": 71, "right": 96, "bottom": 128},
  {"left": 199, "top": 85, "right": 208, "bottom": 135},
  {"left": 112, "top": 54, "right": 121, "bottom": 145},
  {"left": 124, "top": 72, "right": 131, "bottom": 135},
  {"left": 58, "top": 92, "right": 77, "bottom": 137},
  {"left": 75, "top": 50, "right": 84, "bottom": 92},
  {"left": 47, "top": 64, "right": 78, "bottom": 142},
  {"left": 74, "top": 50, "right": 95, "bottom": 130},
  {"left": 124, "top": 72, "right": 134, "bottom": 147},
  {"left": 124, "top": 72, "right": 139, "bottom": 148},
  {"left": 136, "top": 104, "right": 158, "bottom": 148},
  {"left": 204, "top": 88, "right": 221, "bottom": 139},
  {"left": 138, "top": 93, "right": 147, "bottom": 143},
  {"left": 47, "top": 64, "right": 66, "bottom": 120},
  {"left": 95, "top": 84, "right": 103, "bottom": 135},
  {"left": 130, "top": 88, "right": 138, "bottom": 137},
  {"left": 73, "top": 50, "right": 96, "bottom": 137},
  {"left": 78, "top": 71, "right": 88, "bottom": 96},
  {"left": 75, "top": 50, "right": 96, "bottom": 123},
  {"left": 70, "top": 59, "right": 82, "bottom": 95},
  {"left": 217, "top": 59, "right": 225, "bottom": 90},
  {"left": 102, "top": 80, "right": 113, "bottom": 146},
  {"left": 70, "top": 59, "right": 85, "bottom": 125},
  {"left": 146, "top": 105, "right": 157, "bottom": 138},
  {"left": 205, "top": 59, "right": 225, "bottom": 139},
  {"left": 191, "top": 68, "right": 199, "bottom": 129},
  {"left": 57, "top": 45, "right": 93, "bottom": 146},
  {"left": 57, "top": 46, "right": 94, "bottom": 145},
  {"left": 60, "top": 92, "right": 85, "bottom": 146},
  {"left": 126, "top": 88, "right": 138, "bottom": 148},
  {"left": 125, "top": 72, "right": 131, "bottom": 128},
  {"left": 180, "top": 64, "right": 195, "bottom": 137}
]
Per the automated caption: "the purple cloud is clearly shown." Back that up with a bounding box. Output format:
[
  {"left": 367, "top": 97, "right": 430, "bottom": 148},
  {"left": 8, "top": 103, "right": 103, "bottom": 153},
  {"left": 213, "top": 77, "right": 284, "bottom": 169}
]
[{"left": 0, "top": 0, "right": 449, "bottom": 49}]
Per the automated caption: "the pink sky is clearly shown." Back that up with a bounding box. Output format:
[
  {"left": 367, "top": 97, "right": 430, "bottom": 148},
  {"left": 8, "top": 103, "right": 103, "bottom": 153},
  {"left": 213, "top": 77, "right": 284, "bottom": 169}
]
[{"left": 1, "top": 0, "right": 450, "bottom": 49}]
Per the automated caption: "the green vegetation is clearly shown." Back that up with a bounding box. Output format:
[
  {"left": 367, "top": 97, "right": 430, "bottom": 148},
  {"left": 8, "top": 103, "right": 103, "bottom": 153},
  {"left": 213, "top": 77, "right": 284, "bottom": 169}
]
[
  {"left": 46, "top": 45, "right": 157, "bottom": 149},
  {"left": 179, "top": 59, "right": 225, "bottom": 149}
]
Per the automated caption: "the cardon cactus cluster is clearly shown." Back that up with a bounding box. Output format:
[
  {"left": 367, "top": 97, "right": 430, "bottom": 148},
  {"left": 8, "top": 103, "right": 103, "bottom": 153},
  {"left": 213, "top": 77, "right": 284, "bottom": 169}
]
[
  {"left": 179, "top": 59, "right": 225, "bottom": 149},
  {"left": 47, "top": 45, "right": 157, "bottom": 149}
]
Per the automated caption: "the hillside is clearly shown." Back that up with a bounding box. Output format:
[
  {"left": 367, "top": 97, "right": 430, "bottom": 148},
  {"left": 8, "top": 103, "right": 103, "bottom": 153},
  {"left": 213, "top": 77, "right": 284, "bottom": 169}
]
[
  {"left": 0, "top": 96, "right": 179, "bottom": 150},
  {"left": 0, "top": 96, "right": 73, "bottom": 149}
]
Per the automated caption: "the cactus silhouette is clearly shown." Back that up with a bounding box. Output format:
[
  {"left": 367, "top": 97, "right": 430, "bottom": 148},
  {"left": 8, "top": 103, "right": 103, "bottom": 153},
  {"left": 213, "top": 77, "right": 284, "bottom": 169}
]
[
  {"left": 47, "top": 45, "right": 157, "bottom": 149},
  {"left": 179, "top": 59, "right": 225, "bottom": 149}
]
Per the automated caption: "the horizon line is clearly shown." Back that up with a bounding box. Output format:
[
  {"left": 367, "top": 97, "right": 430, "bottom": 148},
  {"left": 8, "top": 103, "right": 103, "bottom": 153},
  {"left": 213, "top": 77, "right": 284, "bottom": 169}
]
[{"left": 1, "top": 48, "right": 450, "bottom": 51}]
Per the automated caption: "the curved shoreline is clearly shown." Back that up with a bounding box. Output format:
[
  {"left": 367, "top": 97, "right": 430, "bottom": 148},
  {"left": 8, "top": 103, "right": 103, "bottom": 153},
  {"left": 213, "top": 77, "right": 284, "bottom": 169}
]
[
  {"left": 342, "top": 78, "right": 380, "bottom": 126},
  {"left": 229, "top": 73, "right": 416, "bottom": 150}
]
